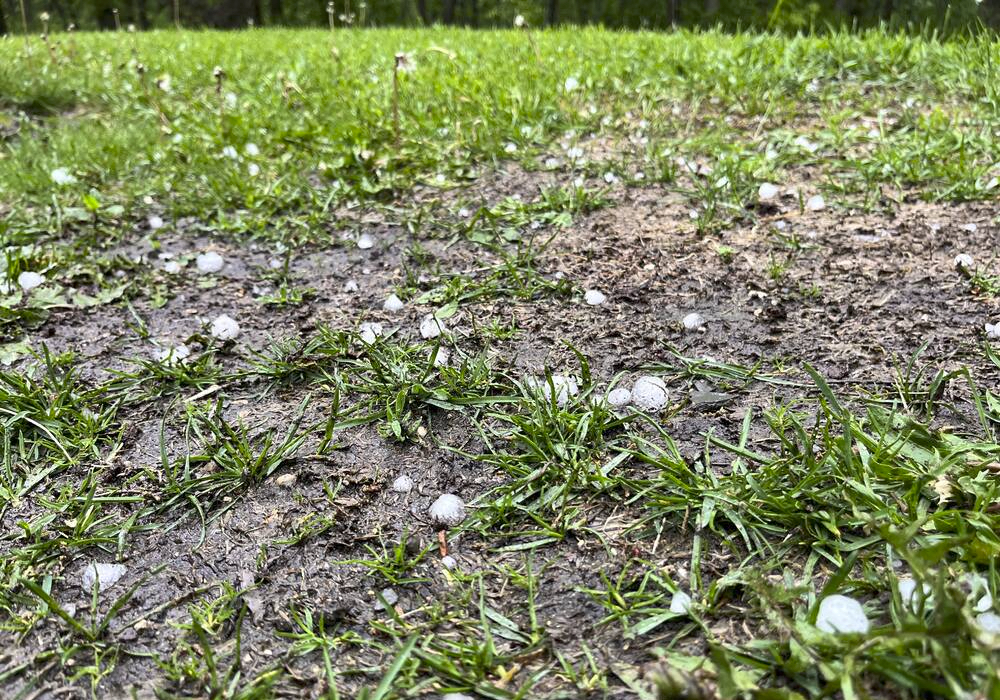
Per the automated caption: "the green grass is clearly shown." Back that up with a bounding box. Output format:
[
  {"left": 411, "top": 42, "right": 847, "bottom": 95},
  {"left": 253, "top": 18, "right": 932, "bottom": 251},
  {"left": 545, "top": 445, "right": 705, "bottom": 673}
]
[{"left": 2, "top": 23, "right": 1000, "bottom": 700}]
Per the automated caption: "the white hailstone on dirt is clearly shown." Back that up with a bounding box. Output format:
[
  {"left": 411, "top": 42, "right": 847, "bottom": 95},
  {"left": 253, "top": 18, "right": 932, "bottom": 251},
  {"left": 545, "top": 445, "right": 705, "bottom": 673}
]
[
  {"left": 584, "top": 289, "right": 607, "bottom": 306},
  {"left": 564, "top": 76, "right": 580, "bottom": 92},
  {"left": 222, "top": 145, "right": 239, "bottom": 159},
  {"left": 433, "top": 347, "right": 450, "bottom": 367},
  {"left": 631, "top": 375, "right": 668, "bottom": 412},
  {"left": 442, "top": 694, "right": 474, "bottom": 700},
  {"left": 603, "top": 171, "right": 618, "bottom": 184},
  {"left": 441, "top": 555, "right": 458, "bottom": 570},
  {"left": 758, "top": 182, "right": 780, "bottom": 201},
  {"left": 344, "top": 280, "right": 360, "bottom": 293},
  {"left": 383, "top": 294, "right": 405, "bottom": 312},
  {"left": 268, "top": 258, "right": 283, "bottom": 270},
  {"left": 245, "top": 142, "right": 260, "bottom": 157},
  {"left": 357, "top": 233, "right": 375, "bottom": 250},
  {"left": 196, "top": 251, "right": 225, "bottom": 274},
  {"left": 670, "top": 590, "right": 692, "bottom": 614},
  {"left": 391, "top": 475, "right": 414, "bottom": 493},
  {"left": 377, "top": 587, "right": 399, "bottom": 609},
  {"left": 805, "top": 194, "right": 826, "bottom": 211},
  {"left": 985, "top": 323, "right": 1000, "bottom": 340},
  {"left": 359, "top": 321, "right": 383, "bottom": 344},
  {"left": 544, "top": 157, "right": 560, "bottom": 168},
  {"left": 248, "top": 163, "right": 261, "bottom": 177},
  {"left": 954, "top": 253, "right": 974, "bottom": 269},
  {"left": 81, "top": 562, "right": 127, "bottom": 592},
  {"left": 682, "top": 312, "right": 706, "bottom": 331},
  {"left": 816, "top": 594, "right": 870, "bottom": 634},
  {"left": 155, "top": 344, "right": 191, "bottom": 364},
  {"left": 961, "top": 223, "right": 978, "bottom": 233},
  {"left": 210, "top": 314, "right": 241, "bottom": 341},
  {"left": 429, "top": 494, "right": 467, "bottom": 529},
  {"left": 606, "top": 387, "right": 631, "bottom": 408},
  {"left": 17, "top": 271, "right": 45, "bottom": 292},
  {"left": 794, "top": 135, "right": 819, "bottom": 153},
  {"left": 977, "top": 612, "right": 1000, "bottom": 634},
  {"left": 566, "top": 146, "right": 584, "bottom": 159},
  {"left": 163, "top": 260, "right": 182, "bottom": 274},
  {"left": 51, "top": 167, "right": 77, "bottom": 185},
  {"left": 504, "top": 142, "right": 518, "bottom": 154},
  {"left": 148, "top": 215, "right": 165, "bottom": 230},
  {"left": 457, "top": 207, "right": 471, "bottom": 218},
  {"left": 897, "top": 578, "right": 931, "bottom": 608},
  {"left": 420, "top": 315, "right": 446, "bottom": 339}
]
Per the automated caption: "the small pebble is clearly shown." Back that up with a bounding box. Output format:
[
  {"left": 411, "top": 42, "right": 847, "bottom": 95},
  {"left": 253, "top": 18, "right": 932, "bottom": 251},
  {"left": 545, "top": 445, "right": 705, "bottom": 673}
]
[
  {"left": 196, "top": 251, "right": 225, "bottom": 274},
  {"left": 377, "top": 587, "right": 398, "bottom": 609},
  {"left": 275, "top": 473, "right": 296, "bottom": 487},
  {"left": 154, "top": 345, "right": 190, "bottom": 364},
  {"left": 441, "top": 555, "right": 458, "bottom": 570}
]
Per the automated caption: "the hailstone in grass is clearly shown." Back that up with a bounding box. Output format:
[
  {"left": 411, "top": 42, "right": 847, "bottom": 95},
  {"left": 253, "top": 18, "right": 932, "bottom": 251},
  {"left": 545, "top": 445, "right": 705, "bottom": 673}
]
[
  {"left": 954, "top": 253, "right": 974, "bottom": 269},
  {"left": 81, "top": 562, "right": 127, "bottom": 593},
  {"left": 794, "top": 135, "right": 819, "bottom": 153},
  {"left": 155, "top": 344, "right": 190, "bottom": 364},
  {"left": 985, "top": 323, "right": 1000, "bottom": 340},
  {"left": 429, "top": 494, "right": 466, "bottom": 528},
  {"left": 391, "top": 475, "right": 414, "bottom": 493},
  {"left": 758, "top": 182, "right": 780, "bottom": 201},
  {"left": 977, "top": 612, "right": 1000, "bottom": 634},
  {"left": 163, "top": 260, "right": 181, "bottom": 274},
  {"left": 383, "top": 294, "right": 405, "bottom": 312},
  {"left": 816, "top": 594, "right": 870, "bottom": 634},
  {"left": 670, "top": 590, "right": 692, "bottom": 614},
  {"left": 222, "top": 145, "right": 239, "bottom": 159},
  {"left": 17, "top": 271, "right": 45, "bottom": 292},
  {"left": 377, "top": 587, "right": 398, "bottom": 609},
  {"left": 806, "top": 194, "right": 826, "bottom": 211},
  {"left": 442, "top": 694, "right": 473, "bottom": 700},
  {"left": 441, "top": 555, "right": 457, "bottom": 570},
  {"left": 897, "top": 578, "right": 931, "bottom": 608},
  {"left": 357, "top": 233, "right": 375, "bottom": 250},
  {"left": 584, "top": 289, "right": 606, "bottom": 306},
  {"left": 682, "top": 312, "right": 705, "bottom": 331},
  {"left": 975, "top": 590, "right": 993, "bottom": 613},
  {"left": 211, "top": 314, "right": 241, "bottom": 340},
  {"left": 359, "top": 322, "right": 383, "bottom": 344},
  {"left": 51, "top": 167, "right": 77, "bottom": 185},
  {"left": 196, "top": 251, "right": 224, "bottom": 274},
  {"left": 504, "top": 142, "right": 518, "bottom": 154},
  {"left": 457, "top": 208, "right": 471, "bottom": 218},
  {"left": 606, "top": 387, "right": 631, "bottom": 408},
  {"left": 631, "top": 375, "right": 668, "bottom": 412},
  {"left": 530, "top": 374, "right": 578, "bottom": 406},
  {"left": 420, "top": 315, "right": 445, "bottom": 339},
  {"left": 603, "top": 171, "right": 618, "bottom": 184},
  {"left": 248, "top": 163, "right": 261, "bottom": 177},
  {"left": 432, "top": 347, "right": 450, "bottom": 367},
  {"left": 148, "top": 215, "right": 165, "bottom": 230},
  {"left": 245, "top": 143, "right": 260, "bottom": 157},
  {"left": 564, "top": 76, "right": 579, "bottom": 92}
]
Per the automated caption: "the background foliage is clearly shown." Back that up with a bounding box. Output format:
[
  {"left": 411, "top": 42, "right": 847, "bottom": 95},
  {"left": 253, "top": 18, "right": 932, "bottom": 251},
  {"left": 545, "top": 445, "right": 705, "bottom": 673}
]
[{"left": 0, "top": 0, "right": 998, "bottom": 33}]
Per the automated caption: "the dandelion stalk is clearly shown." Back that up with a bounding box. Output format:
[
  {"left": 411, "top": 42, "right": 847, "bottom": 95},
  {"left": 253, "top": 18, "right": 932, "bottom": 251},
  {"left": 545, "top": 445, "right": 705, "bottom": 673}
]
[
  {"left": 392, "top": 54, "right": 402, "bottom": 148},
  {"left": 213, "top": 66, "right": 226, "bottom": 137},
  {"left": 18, "top": 0, "right": 30, "bottom": 54},
  {"left": 174, "top": 0, "right": 181, "bottom": 29},
  {"left": 113, "top": 8, "right": 121, "bottom": 31},
  {"left": 327, "top": 2, "right": 335, "bottom": 30}
]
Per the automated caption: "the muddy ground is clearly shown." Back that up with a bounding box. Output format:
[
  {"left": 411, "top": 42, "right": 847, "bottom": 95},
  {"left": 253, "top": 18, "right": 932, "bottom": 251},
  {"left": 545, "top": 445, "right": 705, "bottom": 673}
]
[{"left": 3, "top": 164, "right": 999, "bottom": 698}]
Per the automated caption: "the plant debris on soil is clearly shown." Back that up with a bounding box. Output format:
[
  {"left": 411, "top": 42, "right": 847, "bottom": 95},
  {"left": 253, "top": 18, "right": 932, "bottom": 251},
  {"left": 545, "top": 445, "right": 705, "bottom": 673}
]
[{"left": 1, "top": 25, "right": 1000, "bottom": 700}]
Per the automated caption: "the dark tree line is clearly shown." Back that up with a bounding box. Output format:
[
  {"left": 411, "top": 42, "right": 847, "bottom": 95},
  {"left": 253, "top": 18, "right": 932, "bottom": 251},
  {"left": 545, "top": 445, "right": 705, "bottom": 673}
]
[{"left": 1, "top": 0, "right": 997, "bottom": 32}]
